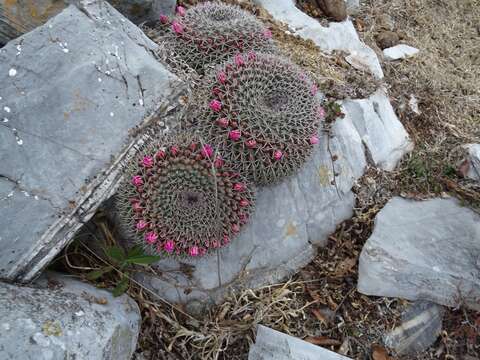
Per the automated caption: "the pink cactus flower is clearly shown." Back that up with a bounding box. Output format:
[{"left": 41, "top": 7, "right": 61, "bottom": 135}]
[
  {"left": 247, "top": 51, "right": 256, "bottom": 61},
  {"left": 310, "top": 84, "right": 318, "bottom": 96},
  {"left": 189, "top": 246, "right": 199, "bottom": 257},
  {"left": 217, "top": 117, "right": 229, "bottom": 128},
  {"left": 317, "top": 106, "right": 326, "bottom": 119},
  {"left": 231, "top": 223, "right": 240, "bottom": 233},
  {"left": 160, "top": 14, "right": 169, "bottom": 24},
  {"left": 239, "top": 213, "right": 248, "bottom": 224},
  {"left": 189, "top": 143, "right": 197, "bottom": 151},
  {"left": 212, "top": 240, "right": 220, "bottom": 248},
  {"left": 136, "top": 220, "right": 148, "bottom": 231},
  {"left": 209, "top": 99, "right": 222, "bottom": 112},
  {"left": 223, "top": 234, "right": 230, "bottom": 244},
  {"left": 145, "top": 231, "right": 158, "bottom": 244},
  {"left": 239, "top": 199, "right": 249, "bottom": 207},
  {"left": 171, "top": 21, "right": 183, "bottom": 34},
  {"left": 132, "top": 202, "right": 143, "bottom": 212},
  {"left": 212, "top": 87, "right": 221, "bottom": 96},
  {"left": 214, "top": 156, "right": 224, "bottom": 168},
  {"left": 155, "top": 149, "right": 166, "bottom": 159},
  {"left": 132, "top": 175, "right": 143, "bottom": 187},
  {"left": 234, "top": 53, "right": 245, "bottom": 67},
  {"left": 263, "top": 29, "right": 272, "bottom": 39},
  {"left": 233, "top": 183, "right": 246, "bottom": 192},
  {"left": 199, "top": 247, "right": 207, "bottom": 256},
  {"left": 245, "top": 139, "right": 257, "bottom": 148},
  {"left": 164, "top": 240, "right": 175, "bottom": 253},
  {"left": 310, "top": 135, "right": 319, "bottom": 145},
  {"left": 170, "top": 146, "right": 179, "bottom": 156},
  {"left": 142, "top": 156, "right": 154, "bottom": 168},
  {"left": 217, "top": 71, "right": 227, "bottom": 84},
  {"left": 229, "top": 129, "right": 241, "bottom": 141},
  {"left": 273, "top": 150, "right": 283, "bottom": 161},
  {"left": 176, "top": 5, "right": 186, "bottom": 16},
  {"left": 201, "top": 144, "right": 213, "bottom": 158}
]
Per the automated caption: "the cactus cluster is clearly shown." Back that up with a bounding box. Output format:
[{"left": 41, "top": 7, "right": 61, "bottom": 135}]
[
  {"left": 116, "top": 134, "right": 255, "bottom": 258},
  {"left": 186, "top": 51, "right": 325, "bottom": 185},
  {"left": 151, "top": 2, "right": 275, "bottom": 73}
]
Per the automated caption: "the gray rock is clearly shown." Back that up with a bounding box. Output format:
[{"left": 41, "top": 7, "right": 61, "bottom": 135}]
[
  {"left": 134, "top": 113, "right": 367, "bottom": 309},
  {"left": 462, "top": 144, "right": 480, "bottom": 181},
  {"left": 248, "top": 325, "right": 352, "bottom": 360},
  {"left": 341, "top": 88, "right": 413, "bottom": 171},
  {"left": 0, "top": 1, "right": 182, "bottom": 282},
  {"left": 0, "top": 272, "right": 140, "bottom": 360},
  {"left": 254, "top": 0, "right": 383, "bottom": 78},
  {"left": 151, "top": 0, "right": 176, "bottom": 20},
  {"left": 358, "top": 197, "right": 480, "bottom": 311},
  {"left": 383, "top": 44, "right": 419, "bottom": 61},
  {"left": 384, "top": 301, "right": 444, "bottom": 355},
  {"left": 109, "top": 0, "right": 176, "bottom": 24}
]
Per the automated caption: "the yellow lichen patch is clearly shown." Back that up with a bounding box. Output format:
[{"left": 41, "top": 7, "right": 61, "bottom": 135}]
[
  {"left": 317, "top": 165, "right": 331, "bottom": 187},
  {"left": 42, "top": 320, "right": 62, "bottom": 337},
  {"left": 285, "top": 221, "right": 297, "bottom": 237}
]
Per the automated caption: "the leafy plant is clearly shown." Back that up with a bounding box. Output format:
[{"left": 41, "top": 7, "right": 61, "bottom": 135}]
[{"left": 86, "top": 244, "right": 160, "bottom": 297}]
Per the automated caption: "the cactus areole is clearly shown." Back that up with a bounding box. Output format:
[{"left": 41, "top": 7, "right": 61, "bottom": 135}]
[
  {"left": 117, "top": 134, "right": 255, "bottom": 258},
  {"left": 154, "top": 1, "right": 275, "bottom": 72},
  {"left": 188, "top": 52, "right": 325, "bottom": 185}
]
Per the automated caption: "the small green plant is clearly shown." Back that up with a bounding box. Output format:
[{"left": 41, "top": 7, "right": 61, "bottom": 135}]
[{"left": 86, "top": 244, "right": 160, "bottom": 297}]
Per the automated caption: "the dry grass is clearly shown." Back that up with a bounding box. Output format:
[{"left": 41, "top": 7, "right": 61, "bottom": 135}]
[{"left": 53, "top": 0, "right": 480, "bottom": 359}]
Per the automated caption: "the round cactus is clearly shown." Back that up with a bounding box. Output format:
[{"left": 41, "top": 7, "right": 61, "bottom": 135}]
[
  {"left": 152, "top": 2, "right": 275, "bottom": 73},
  {"left": 186, "top": 52, "right": 325, "bottom": 185},
  {"left": 116, "top": 133, "right": 255, "bottom": 258}
]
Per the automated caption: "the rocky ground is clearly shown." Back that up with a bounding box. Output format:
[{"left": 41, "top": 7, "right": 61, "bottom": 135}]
[{"left": 54, "top": 1, "right": 479, "bottom": 359}]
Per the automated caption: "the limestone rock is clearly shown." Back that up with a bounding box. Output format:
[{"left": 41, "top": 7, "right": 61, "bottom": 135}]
[
  {"left": 383, "top": 44, "right": 419, "bottom": 61},
  {"left": 0, "top": 1, "right": 182, "bottom": 282},
  {"left": 248, "top": 325, "right": 352, "bottom": 360},
  {"left": 461, "top": 144, "right": 480, "bottom": 181},
  {"left": 376, "top": 31, "right": 400, "bottom": 50},
  {"left": 341, "top": 88, "right": 413, "bottom": 171},
  {"left": 133, "top": 114, "right": 367, "bottom": 309},
  {"left": 384, "top": 301, "right": 444, "bottom": 355},
  {"left": 358, "top": 197, "right": 480, "bottom": 311},
  {"left": 0, "top": 272, "right": 141, "bottom": 360},
  {"left": 254, "top": 0, "right": 383, "bottom": 78}
]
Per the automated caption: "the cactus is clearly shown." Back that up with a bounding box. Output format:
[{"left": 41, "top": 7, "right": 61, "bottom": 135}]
[
  {"left": 150, "top": 2, "right": 275, "bottom": 73},
  {"left": 186, "top": 52, "right": 325, "bottom": 185},
  {"left": 116, "top": 133, "right": 255, "bottom": 258}
]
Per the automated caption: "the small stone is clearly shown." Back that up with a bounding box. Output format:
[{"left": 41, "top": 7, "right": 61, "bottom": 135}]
[
  {"left": 376, "top": 31, "right": 400, "bottom": 49},
  {"left": 317, "top": 0, "right": 347, "bottom": 22},
  {"left": 3, "top": 106, "right": 11, "bottom": 113},
  {"left": 460, "top": 144, "right": 480, "bottom": 181},
  {"left": 383, "top": 44, "right": 419, "bottom": 61},
  {"left": 8, "top": 68, "right": 17, "bottom": 77},
  {"left": 249, "top": 325, "right": 352, "bottom": 359},
  {"left": 384, "top": 301, "right": 444, "bottom": 355},
  {"left": 358, "top": 197, "right": 480, "bottom": 311}
]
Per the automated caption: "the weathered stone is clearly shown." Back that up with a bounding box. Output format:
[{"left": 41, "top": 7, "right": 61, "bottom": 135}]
[
  {"left": 383, "top": 44, "right": 419, "bottom": 61},
  {"left": 358, "top": 197, "right": 480, "bottom": 311},
  {"left": 133, "top": 113, "right": 367, "bottom": 309},
  {"left": 384, "top": 301, "right": 444, "bottom": 355},
  {"left": 461, "top": 144, "right": 480, "bottom": 181},
  {"left": 0, "top": 272, "right": 140, "bottom": 360},
  {"left": 248, "top": 325, "right": 352, "bottom": 360},
  {"left": 340, "top": 88, "right": 413, "bottom": 171},
  {"left": 0, "top": 1, "right": 182, "bottom": 282},
  {"left": 109, "top": 0, "right": 176, "bottom": 24},
  {"left": 317, "top": 0, "right": 347, "bottom": 22},
  {"left": 254, "top": 0, "right": 383, "bottom": 78}
]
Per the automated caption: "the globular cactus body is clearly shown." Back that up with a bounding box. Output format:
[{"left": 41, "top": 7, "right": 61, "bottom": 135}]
[
  {"left": 153, "top": 2, "right": 275, "bottom": 73},
  {"left": 117, "top": 134, "right": 255, "bottom": 258},
  {"left": 187, "top": 52, "right": 325, "bottom": 185}
]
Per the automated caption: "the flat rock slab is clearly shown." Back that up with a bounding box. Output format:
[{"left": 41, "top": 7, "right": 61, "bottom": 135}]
[
  {"left": 254, "top": 0, "right": 383, "bottom": 78},
  {"left": 358, "top": 197, "right": 480, "bottom": 311},
  {"left": 384, "top": 301, "right": 444, "bottom": 355},
  {"left": 383, "top": 44, "right": 419, "bottom": 61},
  {"left": 0, "top": 1, "right": 182, "bottom": 282},
  {"left": 0, "top": 272, "right": 140, "bottom": 360},
  {"left": 248, "top": 325, "right": 352, "bottom": 360},
  {"left": 135, "top": 113, "right": 367, "bottom": 311}
]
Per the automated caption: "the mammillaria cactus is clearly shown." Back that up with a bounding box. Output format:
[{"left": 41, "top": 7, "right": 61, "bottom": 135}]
[
  {"left": 151, "top": 2, "right": 275, "bottom": 73},
  {"left": 186, "top": 52, "right": 325, "bottom": 185},
  {"left": 116, "top": 133, "right": 255, "bottom": 258}
]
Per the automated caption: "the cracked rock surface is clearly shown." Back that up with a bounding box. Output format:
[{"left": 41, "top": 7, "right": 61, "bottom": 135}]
[
  {"left": 0, "top": 1, "right": 182, "bottom": 282},
  {"left": 0, "top": 272, "right": 140, "bottom": 360}
]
